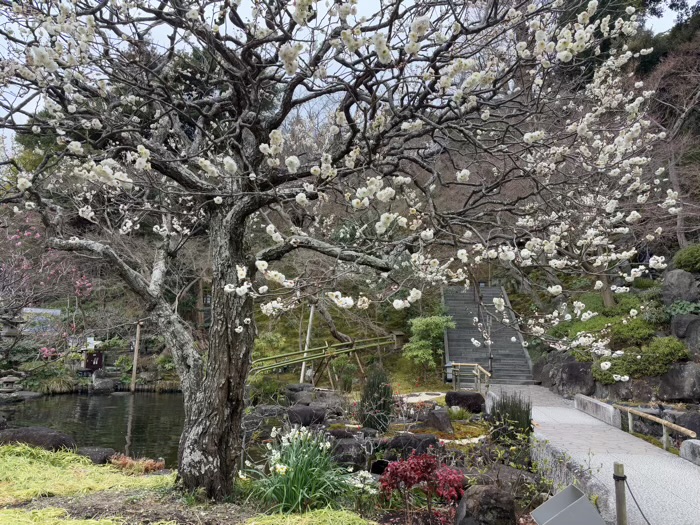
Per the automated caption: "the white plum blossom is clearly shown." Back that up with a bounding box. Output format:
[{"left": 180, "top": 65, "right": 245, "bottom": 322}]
[
  {"left": 407, "top": 288, "right": 422, "bottom": 303},
  {"left": 16, "top": 177, "right": 32, "bottom": 191},
  {"left": 547, "top": 285, "right": 563, "bottom": 296},
  {"left": 420, "top": 229, "right": 434, "bottom": 241},
  {"left": 600, "top": 361, "right": 612, "bottom": 371}
]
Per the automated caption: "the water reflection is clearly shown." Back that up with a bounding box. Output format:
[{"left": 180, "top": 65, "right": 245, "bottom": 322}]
[{"left": 3, "top": 393, "right": 184, "bottom": 467}]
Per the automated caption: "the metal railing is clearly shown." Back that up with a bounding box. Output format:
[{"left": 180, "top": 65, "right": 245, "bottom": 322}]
[
  {"left": 614, "top": 404, "right": 697, "bottom": 450},
  {"left": 451, "top": 362, "right": 491, "bottom": 392},
  {"left": 249, "top": 335, "right": 395, "bottom": 381}
]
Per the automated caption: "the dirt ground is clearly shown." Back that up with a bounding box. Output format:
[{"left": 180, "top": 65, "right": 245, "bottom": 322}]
[{"left": 24, "top": 490, "right": 256, "bottom": 524}]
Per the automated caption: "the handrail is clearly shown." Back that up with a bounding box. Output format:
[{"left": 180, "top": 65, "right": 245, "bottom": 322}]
[
  {"left": 452, "top": 362, "right": 492, "bottom": 378},
  {"left": 614, "top": 405, "right": 697, "bottom": 438},
  {"left": 450, "top": 361, "right": 491, "bottom": 392}
]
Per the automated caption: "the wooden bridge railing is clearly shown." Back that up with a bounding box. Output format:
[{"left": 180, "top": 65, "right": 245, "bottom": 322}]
[
  {"left": 451, "top": 362, "right": 491, "bottom": 392},
  {"left": 614, "top": 404, "right": 697, "bottom": 451}
]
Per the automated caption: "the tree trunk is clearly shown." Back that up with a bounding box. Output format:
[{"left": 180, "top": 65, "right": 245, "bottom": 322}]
[
  {"left": 668, "top": 154, "right": 689, "bottom": 249},
  {"left": 156, "top": 213, "right": 255, "bottom": 500}
]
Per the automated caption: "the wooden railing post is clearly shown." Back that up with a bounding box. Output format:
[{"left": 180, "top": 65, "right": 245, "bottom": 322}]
[
  {"left": 662, "top": 426, "right": 670, "bottom": 450},
  {"left": 614, "top": 462, "right": 628, "bottom": 525},
  {"left": 628, "top": 412, "right": 634, "bottom": 433}
]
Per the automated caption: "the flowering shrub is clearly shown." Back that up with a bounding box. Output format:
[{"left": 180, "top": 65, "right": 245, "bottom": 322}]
[
  {"left": 247, "top": 427, "right": 350, "bottom": 513},
  {"left": 592, "top": 337, "right": 690, "bottom": 384},
  {"left": 379, "top": 453, "right": 464, "bottom": 524}
]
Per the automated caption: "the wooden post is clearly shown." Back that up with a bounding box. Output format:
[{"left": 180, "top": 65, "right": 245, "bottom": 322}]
[
  {"left": 662, "top": 426, "right": 670, "bottom": 450},
  {"left": 614, "top": 462, "right": 628, "bottom": 525},
  {"left": 130, "top": 322, "right": 142, "bottom": 394},
  {"left": 628, "top": 412, "right": 634, "bottom": 433},
  {"left": 299, "top": 304, "right": 315, "bottom": 384}
]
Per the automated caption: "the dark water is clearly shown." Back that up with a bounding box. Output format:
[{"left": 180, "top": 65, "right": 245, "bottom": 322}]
[{"left": 4, "top": 393, "right": 184, "bottom": 467}]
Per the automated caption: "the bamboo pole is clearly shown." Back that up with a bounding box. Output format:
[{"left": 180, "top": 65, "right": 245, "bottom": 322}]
[
  {"left": 129, "top": 322, "right": 142, "bottom": 394},
  {"left": 299, "top": 304, "right": 315, "bottom": 383},
  {"left": 614, "top": 405, "right": 697, "bottom": 437}
]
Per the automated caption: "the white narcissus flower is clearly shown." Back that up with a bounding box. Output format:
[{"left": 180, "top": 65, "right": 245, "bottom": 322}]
[
  {"left": 620, "top": 375, "right": 630, "bottom": 382},
  {"left": 613, "top": 374, "right": 621, "bottom": 381},
  {"left": 600, "top": 361, "right": 611, "bottom": 371}
]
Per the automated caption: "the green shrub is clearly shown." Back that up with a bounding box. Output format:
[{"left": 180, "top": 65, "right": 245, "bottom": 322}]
[
  {"left": 592, "top": 337, "right": 690, "bottom": 384},
  {"left": 402, "top": 315, "right": 455, "bottom": 371},
  {"left": 554, "top": 314, "right": 655, "bottom": 350},
  {"left": 666, "top": 301, "right": 700, "bottom": 316},
  {"left": 19, "top": 364, "right": 76, "bottom": 395},
  {"left": 632, "top": 278, "right": 657, "bottom": 290},
  {"left": 673, "top": 245, "right": 700, "bottom": 273},
  {"left": 491, "top": 392, "right": 532, "bottom": 437},
  {"left": 358, "top": 368, "right": 393, "bottom": 433},
  {"left": 609, "top": 318, "right": 656, "bottom": 348},
  {"left": 331, "top": 356, "right": 358, "bottom": 393},
  {"left": 248, "top": 427, "right": 350, "bottom": 513}
]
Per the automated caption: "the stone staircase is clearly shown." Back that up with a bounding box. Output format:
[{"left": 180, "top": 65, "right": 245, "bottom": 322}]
[{"left": 443, "top": 286, "right": 534, "bottom": 385}]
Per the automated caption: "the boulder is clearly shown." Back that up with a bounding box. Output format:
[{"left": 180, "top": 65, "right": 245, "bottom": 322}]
[
  {"left": 370, "top": 459, "right": 389, "bottom": 475},
  {"left": 310, "top": 399, "right": 343, "bottom": 417},
  {"left": 464, "top": 464, "right": 535, "bottom": 494},
  {"left": 254, "top": 404, "right": 287, "bottom": 418},
  {"left": 554, "top": 361, "right": 595, "bottom": 398},
  {"left": 663, "top": 270, "right": 699, "bottom": 305},
  {"left": 13, "top": 391, "right": 42, "bottom": 402},
  {"left": 287, "top": 405, "right": 325, "bottom": 426},
  {"left": 285, "top": 383, "right": 315, "bottom": 393},
  {"left": 384, "top": 434, "right": 439, "bottom": 460},
  {"left": 658, "top": 362, "right": 700, "bottom": 402},
  {"left": 0, "top": 427, "right": 76, "bottom": 451},
  {"left": 331, "top": 437, "right": 366, "bottom": 470},
  {"left": 455, "top": 485, "right": 516, "bottom": 525},
  {"left": 424, "top": 408, "right": 454, "bottom": 434},
  {"left": 77, "top": 447, "right": 117, "bottom": 464},
  {"left": 92, "top": 377, "right": 115, "bottom": 395},
  {"left": 328, "top": 428, "right": 356, "bottom": 439},
  {"left": 676, "top": 411, "right": 700, "bottom": 436},
  {"left": 288, "top": 390, "right": 315, "bottom": 405},
  {"left": 445, "top": 392, "right": 485, "bottom": 413}
]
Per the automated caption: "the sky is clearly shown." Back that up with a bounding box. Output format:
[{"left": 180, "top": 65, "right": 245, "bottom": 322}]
[{"left": 647, "top": 8, "right": 679, "bottom": 33}]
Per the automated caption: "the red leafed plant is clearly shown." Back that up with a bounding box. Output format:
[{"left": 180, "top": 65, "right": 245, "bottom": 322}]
[{"left": 380, "top": 453, "right": 464, "bottom": 524}]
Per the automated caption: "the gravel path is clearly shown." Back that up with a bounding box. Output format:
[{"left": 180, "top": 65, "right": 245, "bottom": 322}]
[{"left": 493, "top": 385, "right": 700, "bottom": 525}]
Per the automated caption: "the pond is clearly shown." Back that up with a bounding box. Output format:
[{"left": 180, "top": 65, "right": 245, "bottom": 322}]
[{"left": 3, "top": 393, "right": 184, "bottom": 467}]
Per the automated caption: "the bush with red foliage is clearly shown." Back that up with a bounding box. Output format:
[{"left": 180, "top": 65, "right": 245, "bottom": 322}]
[{"left": 379, "top": 453, "right": 464, "bottom": 524}]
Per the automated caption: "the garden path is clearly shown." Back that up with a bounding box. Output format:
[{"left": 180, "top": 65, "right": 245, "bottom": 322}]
[{"left": 494, "top": 385, "right": 700, "bottom": 525}]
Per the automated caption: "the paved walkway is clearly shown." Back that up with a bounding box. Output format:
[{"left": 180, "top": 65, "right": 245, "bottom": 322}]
[{"left": 493, "top": 385, "right": 700, "bottom": 525}]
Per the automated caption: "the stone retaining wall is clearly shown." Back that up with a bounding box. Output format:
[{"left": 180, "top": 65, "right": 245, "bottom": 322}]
[{"left": 574, "top": 394, "right": 621, "bottom": 428}]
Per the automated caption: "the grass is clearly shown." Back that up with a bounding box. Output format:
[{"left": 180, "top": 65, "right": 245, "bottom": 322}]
[
  {"left": 0, "top": 509, "right": 131, "bottom": 525},
  {"left": 0, "top": 445, "right": 174, "bottom": 506},
  {"left": 245, "top": 509, "right": 378, "bottom": 525},
  {"left": 631, "top": 432, "right": 680, "bottom": 456}
]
